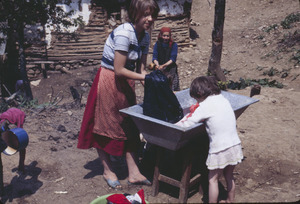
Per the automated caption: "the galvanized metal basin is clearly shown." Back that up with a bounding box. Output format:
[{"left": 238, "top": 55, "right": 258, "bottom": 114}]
[{"left": 120, "top": 89, "right": 259, "bottom": 151}]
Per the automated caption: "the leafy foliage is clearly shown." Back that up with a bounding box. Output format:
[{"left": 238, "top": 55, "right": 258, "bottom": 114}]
[
  {"left": 281, "top": 12, "right": 300, "bottom": 29},
  {"left": 0, "top": 98, "right": 9, "bottom": 113},
  {"left": 290, "top": 49, "right": 300, "bottom": 65},
  {"left": 0, "top": 0, "right": 84, "bottom": 43},
  {"left": 225, "top": 78, "right": 283, "bottom": 90},
  {"left": 263, "top": 24, "right": 278, "bottom": 33},
  {"left": 0, "top": 0, "right": 84, "bottom": 100},
  {"left": 17, "top": 95, "right": 39, "bottom": 109}
]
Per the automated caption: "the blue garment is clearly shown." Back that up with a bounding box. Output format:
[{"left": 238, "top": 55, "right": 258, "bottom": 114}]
[
  {"left": 152, "top": 41, "right": 178, "bottom": 63},
  {"left": 143, "top": 70, "right": 183, "bottom": 123}
]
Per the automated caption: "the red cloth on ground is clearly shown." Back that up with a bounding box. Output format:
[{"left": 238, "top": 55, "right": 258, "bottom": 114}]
[
  {"left": 106, "top": 189, "right": 146, "bottom": 204},
  {"left": 77, "top": 68, "right": 101, "bottom": 149},
  {"left": 0, "top": 108, "right": 26, "bottom": 128}
]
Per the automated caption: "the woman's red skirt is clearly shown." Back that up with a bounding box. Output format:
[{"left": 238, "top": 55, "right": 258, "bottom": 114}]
[{"left": 77, "top": 67, "right": 140, "bottom": 156}]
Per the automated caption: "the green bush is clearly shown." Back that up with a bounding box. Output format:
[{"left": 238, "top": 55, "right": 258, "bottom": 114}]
[{"left": 281, "top": 12, "right": 300, "bottom": 29}]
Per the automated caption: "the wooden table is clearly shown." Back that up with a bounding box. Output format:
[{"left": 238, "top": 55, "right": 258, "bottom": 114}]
[{"left": 151, "top": 137, "right": 209, "bottom": 203}]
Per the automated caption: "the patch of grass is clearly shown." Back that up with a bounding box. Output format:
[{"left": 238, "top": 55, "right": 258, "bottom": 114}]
[
  {"left": 225, "top": 78, "right": 283, "bottom": 90},
  {"left": 256, "top": 66, "right": 266, "bottom": 71},
  {"left": 222, "top": 69, "right": 231, "bottom": 76},
  {"left": 261, "top": 50, "right": 279, "bottom": 59},
  {"left": 263, "top": 67, "right": 279, "bottom": 76},
  {"left": 278, "top": 30, "right": 300, "bottom": 50},
  {"left": 0, "top": 98, "right": 9, "bottom": 113},
  {"left": 257, "top": 35, "right": 265, "bottom": 40},
  {"left": 290, "top": 49, "right": 300, "bottom": 65},
  {"left": 281, "top": 12, "right": 300, "bottom": 29},
  {"left": 17, "top": 96, "right": 39, "bottom": 109},
  {"left": 263, "top": 24, "right": 278, "bottom": 33}
]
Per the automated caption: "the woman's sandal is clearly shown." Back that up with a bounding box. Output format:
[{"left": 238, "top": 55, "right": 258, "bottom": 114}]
[
  {"left": 104, "top": 177, "right": 122, "bottom": 189},
  {"left": 127, "top": 179, "right": 152, "bottom": 186}
]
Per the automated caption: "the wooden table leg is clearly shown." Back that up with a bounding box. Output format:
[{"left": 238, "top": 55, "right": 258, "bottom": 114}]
[
  {"left": 152, "top": 147, "right": 162, "bottom": 196},
  {"left": 178, "top": 148, "right": 193, "bottom": 203}
]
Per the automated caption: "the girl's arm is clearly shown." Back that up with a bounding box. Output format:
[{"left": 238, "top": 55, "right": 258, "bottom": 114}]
[
  {"left": 175, "top": 106, "right": 206, "bottom": 128},
  {"left": 137, "top": 54, "right": 148, "bottom": 86},
  {"left": 137, "top": 54, "right": 148, "bottom": 75},
  {"left": 114, "top": 50, "right": 146, "bottom": 80}
]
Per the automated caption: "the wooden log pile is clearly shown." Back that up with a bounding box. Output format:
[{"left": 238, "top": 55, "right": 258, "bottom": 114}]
[
  {"left": 24, "top": 5, "right": 194, "bottom": 80},
  {"left": 151, "top": 15, "right": 195, "bottom": 52},
  {"left": 25, "top": 5, "right": 107, "bottom": 80}
]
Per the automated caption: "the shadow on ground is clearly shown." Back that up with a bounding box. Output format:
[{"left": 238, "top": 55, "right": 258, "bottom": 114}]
[{"left": 1, "top": 161, "right": 43, "bottom": 203}]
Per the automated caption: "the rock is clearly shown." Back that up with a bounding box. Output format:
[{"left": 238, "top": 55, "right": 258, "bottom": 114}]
[
  {"left": 57, "top": 125, "right": 67, "bottom": 132},
  {"left": 245, "top": 179, "right": 256, "bottom": 189}
]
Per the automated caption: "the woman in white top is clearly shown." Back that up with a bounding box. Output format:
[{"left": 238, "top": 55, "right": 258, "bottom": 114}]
[{"left": 176, "top": 76, "right": 243, "bottom": 203}]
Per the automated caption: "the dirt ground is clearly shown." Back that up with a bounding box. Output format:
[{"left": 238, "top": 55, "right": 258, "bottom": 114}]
[{"left": 1, "top": 0, "right": 300, "bottom": 203}]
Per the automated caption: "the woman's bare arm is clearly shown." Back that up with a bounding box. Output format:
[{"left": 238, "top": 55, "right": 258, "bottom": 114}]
[{"left": 114, "top": 50, "right": 146, "bottom": 80}]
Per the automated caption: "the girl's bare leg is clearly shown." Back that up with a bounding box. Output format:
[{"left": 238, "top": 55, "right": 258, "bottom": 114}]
[
  {"left": 96, "top": 148, "right": 118, "bottom": 181},
  {"left": 223, "top": 165, "right": 236, "bottom": 203},
  {"left": 126, "top": 151, "right": 148, "bottom": 183},
  {"left": 208, "top": 169, "right": 222, "bottom": 203}
]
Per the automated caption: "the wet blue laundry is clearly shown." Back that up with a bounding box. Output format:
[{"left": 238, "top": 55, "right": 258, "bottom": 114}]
[{"left": 143, "top": 70, "right": 183, "bottom": 123}]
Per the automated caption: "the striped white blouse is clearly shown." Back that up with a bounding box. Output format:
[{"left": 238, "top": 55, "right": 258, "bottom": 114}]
[{"left": 101, "top": 23, "right": 150, "bottom": 71}]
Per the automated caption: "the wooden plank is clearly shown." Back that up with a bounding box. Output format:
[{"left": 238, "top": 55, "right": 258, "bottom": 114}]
[
  {"left": 54, "top": 43, "right": 104, "bottom": 47},
  {"left": 30, "top": 61, "right": 55, "bottom": 64},
  {"left": 52, "top": 38, "right": 105, "bottom": 44},
  {"left": 158, "top": 174, "right": 181, "bottom": 187},
  {"left": 48, "top": 55, "right": 102, "bottom": 61},
  {"left": 47, "top": 50, "right": 102, "bottom": 55}
]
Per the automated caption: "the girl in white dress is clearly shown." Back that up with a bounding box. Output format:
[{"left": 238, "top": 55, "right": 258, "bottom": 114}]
[{"left": 176, "top": 76, "right": 243, "bottom": 203}]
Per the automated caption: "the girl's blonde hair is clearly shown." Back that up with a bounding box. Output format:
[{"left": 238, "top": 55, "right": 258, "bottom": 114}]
[{"left": 128, "top": 0, "right": 160, "bottom": 24}]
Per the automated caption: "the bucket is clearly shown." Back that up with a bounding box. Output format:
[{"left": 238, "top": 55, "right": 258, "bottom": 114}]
[{"left": 1, "top": 128, "right": 29, "bottom": 156}]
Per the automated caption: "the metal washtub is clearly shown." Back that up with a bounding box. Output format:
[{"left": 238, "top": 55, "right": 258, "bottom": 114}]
[{"left": 120, "top": 89, "right": 259, "bottom": 151}]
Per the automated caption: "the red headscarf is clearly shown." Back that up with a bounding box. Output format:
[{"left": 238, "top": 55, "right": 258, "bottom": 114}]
[{"left": 157, "top": 27, "right": 173, "bottom": 48}]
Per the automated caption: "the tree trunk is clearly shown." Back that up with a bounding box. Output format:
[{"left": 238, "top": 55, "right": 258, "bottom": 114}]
[
  {"left": 18, "top": 0, "right": 33, "bottom": 100},
  {"left": 4, "top": 19, "right": 19, "bottom": 97},
  {"left": 208, "top": 0, "right": 226, "bottom": 82}
]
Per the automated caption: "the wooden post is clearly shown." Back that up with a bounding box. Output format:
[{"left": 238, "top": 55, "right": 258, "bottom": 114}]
[
  {"left": 152, "top": 147, "right": 162, "bottom": 196},
  {"left": 208, "top": 0, "right": 226, "bottom": 82},
  {"left": 0, "top": 153, "right": 3, "bottom": 193},
  {"left": 0, "top": 54, "right": 7, "bottom": 98}
]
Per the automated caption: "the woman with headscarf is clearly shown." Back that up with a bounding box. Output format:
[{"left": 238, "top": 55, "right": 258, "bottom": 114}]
[{"left": 152, "top": 27, "right": 180, "bottom": 91}]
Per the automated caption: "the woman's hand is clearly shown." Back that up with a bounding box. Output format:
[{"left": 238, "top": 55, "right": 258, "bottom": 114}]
[
  {"left": 157, "top": 65, "right": 164, "bottom": 70},
  {"left": 140, "top": 80, "right": 145, "bottom": 86}
]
